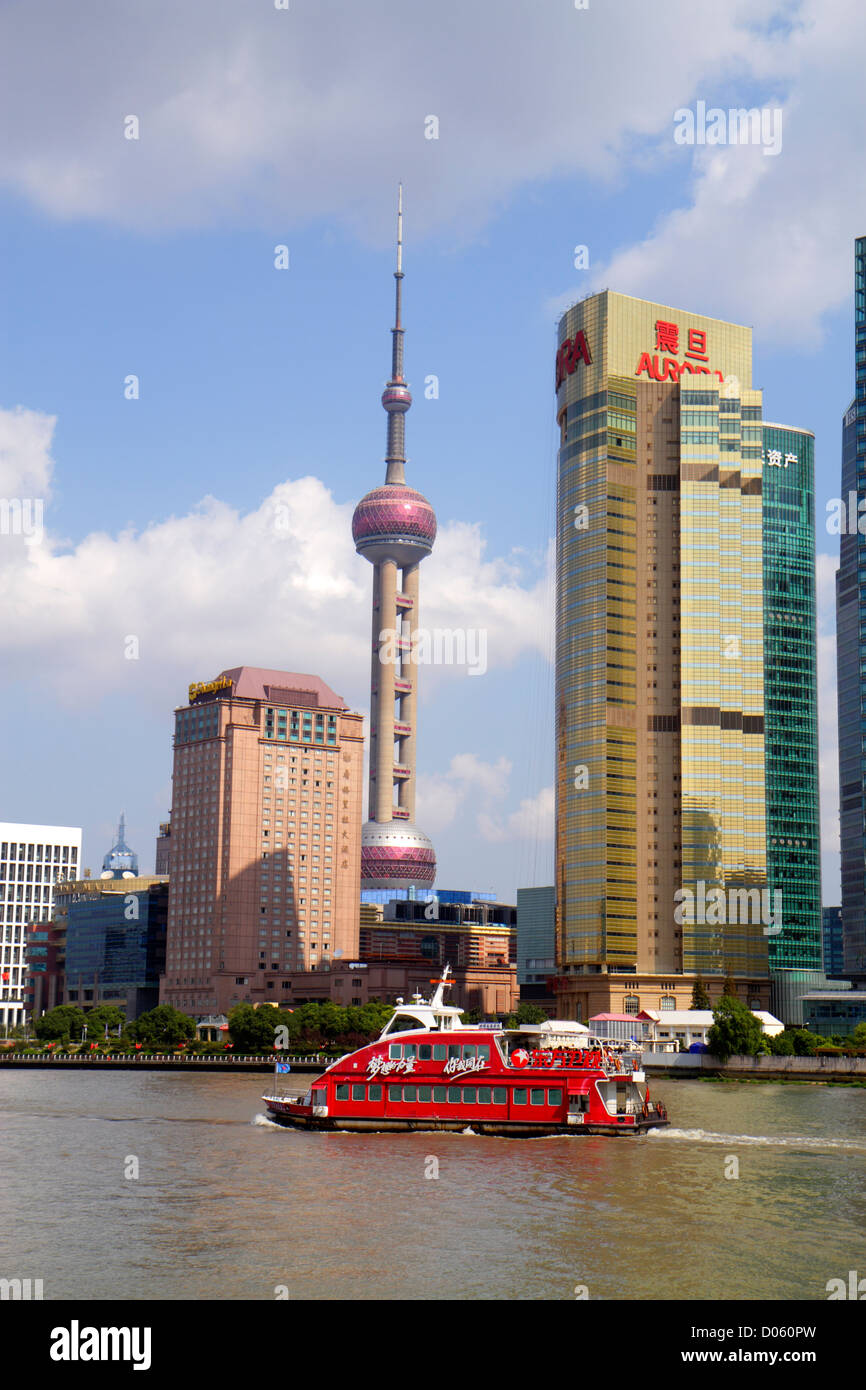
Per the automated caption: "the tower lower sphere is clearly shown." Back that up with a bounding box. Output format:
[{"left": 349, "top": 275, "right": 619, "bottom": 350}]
[{"left": 360, "top": 823, "right": 436, "bottom": 890}]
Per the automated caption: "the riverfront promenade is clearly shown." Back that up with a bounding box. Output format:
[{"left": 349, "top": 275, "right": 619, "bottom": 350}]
[
  {"left": 642, "top": 1052, "right": 866, "bottom": 1082},
  {"left": 0, "top": 1052, "right": 328, "bottom": 1073}
]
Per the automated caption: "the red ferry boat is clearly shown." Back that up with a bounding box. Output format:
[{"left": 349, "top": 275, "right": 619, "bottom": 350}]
[{"left": 263, "top": 967, "right": 668, "bottom": 1136}]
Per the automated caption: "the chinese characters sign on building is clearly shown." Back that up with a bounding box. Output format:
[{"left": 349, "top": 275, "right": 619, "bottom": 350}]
[{"left": 634, "top": 319, "right": 726, "bottom": 384}]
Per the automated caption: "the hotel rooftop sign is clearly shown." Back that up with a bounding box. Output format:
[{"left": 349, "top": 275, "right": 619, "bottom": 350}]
[
  {"left": 555, "top": 291, "right": 753, "bottom": 404},
  {"left": 189, "top": 675, "right": 233, "bottom": 702}
]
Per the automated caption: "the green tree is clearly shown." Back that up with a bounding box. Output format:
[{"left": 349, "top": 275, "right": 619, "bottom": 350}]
[
  {"left": 690, "top": 975, "right": 711, "bottom": 1011},
  {"left": 227, "top": 1003, "right": 282, "bottom": 1052},
  {"left": 86, "top": 1005, "right": 126, "bottom": 1037},
  {"left": 790, "top": 1028, "right": 818, "bottom": 1055},
  {"left": 34, "top": 1005, "right": 87, "bottom": 1042},
  {"left": 516, "top": 1003, "right": 549, "bottom": 1025},
  {"left": 706, "top": 996, "right": 766, "bottom": 1062},
  {"left": 721, "top": 975, "right": 738, "bottom": 999},
  {"left": 850, "top": 1022, "right": 866, "bottom": 1047},
  {"left": 768, "top": 1030, "right": 795, "bottom": 1055},
  {"left": 127, "top": 1005, "right": 194, "bottom": 1047}
]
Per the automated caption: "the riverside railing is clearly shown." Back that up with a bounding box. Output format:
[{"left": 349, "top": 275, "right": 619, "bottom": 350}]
[{"left": 0, "top": 1052, "right": 332, "bottom": 1065}]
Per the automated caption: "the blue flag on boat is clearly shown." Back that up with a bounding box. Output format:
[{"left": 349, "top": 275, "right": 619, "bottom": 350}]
[{"left": 275, "top": 1062, "right": 292, "bottom": 1073}]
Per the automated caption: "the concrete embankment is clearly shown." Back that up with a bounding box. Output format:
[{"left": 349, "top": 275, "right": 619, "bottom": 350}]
[
  {"left": 0, "top": 1054, "right": 328, "bottom": 1073},
  {"left": 643, "top": 1052, "right": 866, "bottom": 1082}
]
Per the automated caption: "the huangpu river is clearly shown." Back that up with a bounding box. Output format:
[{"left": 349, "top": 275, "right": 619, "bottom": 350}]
[{"left": 1, "top": 1070, "right": 864, "bottom": 1301}]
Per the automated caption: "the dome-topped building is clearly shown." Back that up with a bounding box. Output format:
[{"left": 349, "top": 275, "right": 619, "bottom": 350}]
[
  {"left": 354, "top": 187, "right": 437, "bottom": 892},
  {"left": 100, "top": 813, "right": 139, "bottom": 880}
]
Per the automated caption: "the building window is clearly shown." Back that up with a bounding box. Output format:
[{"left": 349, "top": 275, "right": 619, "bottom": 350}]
[{"left": 624, "top": 995, "right": 640, "bottom": 1015}]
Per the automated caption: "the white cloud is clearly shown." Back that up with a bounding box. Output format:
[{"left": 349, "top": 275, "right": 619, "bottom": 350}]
[
  {"left": 0, "top": 405, "right": 55, "bottom": 502},
  {"left": 417, "top": 751, "right": 551, "bottom": 857},
  {"left": 0, "top": 0, "right": 788, "bottom": 244},
  {"left": 478, "top": 785, "right": 554, "bottom": 845},
  {"left": 417, "top": 754, "right": 512, "bottom": 835},
  {"left": 558, "top": 3, "right": 866, "bottom": 343},
  {"left": 4, "top": 3, "right": 862, "bottom": 341},
  {"left": 0, "top": 405, "right": 549, "bottom": 709}
]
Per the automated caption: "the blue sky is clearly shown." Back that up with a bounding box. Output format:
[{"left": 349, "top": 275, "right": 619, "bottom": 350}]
[{"left": 1, "top": 0, "right": 864, "bottom": 902}]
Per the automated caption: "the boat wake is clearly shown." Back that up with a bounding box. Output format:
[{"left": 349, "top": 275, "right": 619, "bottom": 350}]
[
  {"left": 647, "top": 1127, "right": 866, "bottom": 1154},
  {"left": 252, "top": 1113, "right": 283, "bottom": 1129}
]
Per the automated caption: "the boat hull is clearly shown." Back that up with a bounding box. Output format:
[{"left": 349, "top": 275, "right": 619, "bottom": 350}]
[{"left": 262, "top": 1098, "right": 668, "bottom": 1137}]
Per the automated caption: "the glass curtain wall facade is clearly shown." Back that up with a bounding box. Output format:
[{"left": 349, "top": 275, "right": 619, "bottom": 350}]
[
  {"left": 762, "top": 423, "right": 822, "bottom": 972},
  {"left": 554, "top": 292, "right": 770, "bottom": 1018},
  {"left": 65, "top": 884, "right": 168, "bottom": 1017},
  {"left": 678, "top": 385, "right": 767, "bottom": 977},
  {"left": 836, "top": 234, "right": 866, "bottom": 980},
  {"left": 517, "top": 885, "right": 556, "bottom": 986}
]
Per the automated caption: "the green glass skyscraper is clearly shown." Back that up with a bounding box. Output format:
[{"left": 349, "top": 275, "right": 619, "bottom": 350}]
[
  {"left": 762, "top": 422, "right": 822, "bottom": 977},
  {"left": 836, "top": 235, "right": 866, "bottom": 981}
]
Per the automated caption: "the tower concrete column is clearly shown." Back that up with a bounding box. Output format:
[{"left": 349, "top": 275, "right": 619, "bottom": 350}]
[
  {"left": 398, "top": 561, "right": 420, "bottom": 821},
  {"left": 369, "top": 562, "right": 382, "bottom": 819}
]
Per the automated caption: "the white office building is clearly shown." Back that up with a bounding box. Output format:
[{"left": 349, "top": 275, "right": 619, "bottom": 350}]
[{"left": 0, "top": 823, "right": 82, "bottom": 1031}]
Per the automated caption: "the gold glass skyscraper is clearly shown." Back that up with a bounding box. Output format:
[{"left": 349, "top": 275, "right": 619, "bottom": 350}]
[{"left": 554, "top": 291, "right": 771, "bottom": 1021}]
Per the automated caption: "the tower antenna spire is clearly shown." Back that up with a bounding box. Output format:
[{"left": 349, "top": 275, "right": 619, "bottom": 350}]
[{"left": 383, "top": 184, "right": 409, "bottom": 483}]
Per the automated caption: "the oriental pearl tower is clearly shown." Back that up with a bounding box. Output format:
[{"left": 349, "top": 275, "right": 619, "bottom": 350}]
[{"left": 352, "top": 187, "right": 437, "bottom": 891}]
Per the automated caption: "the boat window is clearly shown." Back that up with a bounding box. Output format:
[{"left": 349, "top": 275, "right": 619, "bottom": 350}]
[
  {"left": 402, "top": 1044, "right": 417, "bottom": 1060},
  {"left": 530, "top": 1088, "right": 545, "bottom": 1106},
  {"left": 418, "top": 1085, "right": 432, "bottom": 1102},
  {"left": 493, "top": 1087, "right": 507, "bottom": 1105},
  {"left": 547, "top": 1089, "right": 563, "bottom": 1106},
  {"left": 388, "top": 1085, "right": 401, "bottom": 1102},
  {"left": 351, "top": 1084, "right": 365, "bottom": 1101},
  {"left": 419, "top": 1044, "right": 432, "bottom": 1060},
  {"left": 513, "top": 1088, "right": 527, "bottom": 1105},
  {"left": 404, "top": 1085, "right": 417, "bottom": 1102},
  {"left": 447, "top": 1044, "right": 460, "bottom": 1060},
  {"left": 478, "top": 1087, "right": 492, "bottom": 1104},
  {"left": 369, "top": 1085, "right": 382, "bottom": 1102},
  {"left": 385, "top": 1014, "right": 426, "bottom": 1035},
  {"left": 433, "top": 1085, "right": 447, "bottom": 1101},
  {"left": 336, "top": 1084, "right": 349, "bottom": 1101},
  {"left": 461, "top": 1045, "right": 476, "bottom": 1061},
  {"left": 312, "top": 1088, "right": 326, "bottom": 1105},
  {"left": 389, "top": 1044, "right": 402, "bottom": 1060},
  {"left": 433, "top": 1045, "right": 447, "bottom": 1061},
  {"left": 447, "top": 1086, "right": 461, "bottom": 1103},
  {"left": 462, "top": 1087, "right": 476, "bottom": 1104},
  {"left": 477, "top": 1045, "right": 490, "bottom": 1063}
]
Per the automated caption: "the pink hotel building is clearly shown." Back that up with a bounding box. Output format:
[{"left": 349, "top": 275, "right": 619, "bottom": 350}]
[{"left": 160, "top": 666, "right": 363, "bottom": 1017}]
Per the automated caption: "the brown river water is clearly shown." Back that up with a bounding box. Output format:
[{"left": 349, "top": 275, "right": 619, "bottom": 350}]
[{"left": 1, "top": 1070, "right": 864, "bottom": 1300}]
